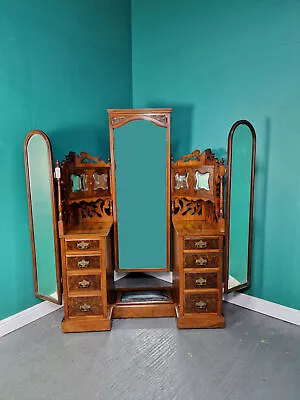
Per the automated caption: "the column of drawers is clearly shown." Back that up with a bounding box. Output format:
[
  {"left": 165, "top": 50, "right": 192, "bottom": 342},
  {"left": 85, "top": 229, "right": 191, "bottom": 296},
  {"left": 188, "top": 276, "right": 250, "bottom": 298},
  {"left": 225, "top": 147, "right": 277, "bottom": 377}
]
[
  {"left": 175, "top": 233, "right": 225, "bottom": 328},
  {"left": 61, "top": 236, "right": 111, "bottom": 332},
  {"left": 183, "top": 236, "right": 222, "bottom": 315}
]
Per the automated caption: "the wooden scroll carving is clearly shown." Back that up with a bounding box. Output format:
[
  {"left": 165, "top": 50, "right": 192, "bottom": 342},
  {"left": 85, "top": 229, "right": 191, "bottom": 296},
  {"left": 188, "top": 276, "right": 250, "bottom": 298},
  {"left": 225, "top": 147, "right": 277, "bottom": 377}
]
[{"left": 56, "top": 152, "right": 113, "bottom": 234}]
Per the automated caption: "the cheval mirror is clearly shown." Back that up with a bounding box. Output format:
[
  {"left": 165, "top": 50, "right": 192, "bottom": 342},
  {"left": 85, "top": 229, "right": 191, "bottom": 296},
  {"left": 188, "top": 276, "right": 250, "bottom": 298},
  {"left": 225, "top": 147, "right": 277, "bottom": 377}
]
[
  {"left": 107, "top": 109, "right": 175, "bottom": 318},
  {"left": 24, "top": 130, "right": 62, "bottom": 304},
  {"left": 224, "top": 120, "right": 256, "bottom": 293},
  {"left": 108, "top": 109, "right": 172, "bottom": 273}
]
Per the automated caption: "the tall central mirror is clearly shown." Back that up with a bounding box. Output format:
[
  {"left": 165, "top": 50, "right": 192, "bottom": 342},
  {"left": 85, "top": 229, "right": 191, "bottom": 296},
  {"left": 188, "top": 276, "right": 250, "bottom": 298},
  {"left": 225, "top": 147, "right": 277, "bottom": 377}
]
[{"left": 108, "top": 109, "right": 172, "bottom": 272}]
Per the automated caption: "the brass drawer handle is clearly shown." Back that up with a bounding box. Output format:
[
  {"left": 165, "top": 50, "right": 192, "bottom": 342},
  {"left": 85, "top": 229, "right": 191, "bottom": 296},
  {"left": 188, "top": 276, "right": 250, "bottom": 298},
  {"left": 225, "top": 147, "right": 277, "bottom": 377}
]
[
  {"left": 78, "top": 279, "right": 90, "bottom": 288},
  {"left": 195, "top": 277, "right": 207, "bottom": 286},
  {"left": 195, "top": 240, "right": 207, "bottom": 249},
  {"left": 79, "top": 303, "right": 91, "bottom": 312},
  {"left": 77, "top": 241, "right": 90, "bottom": 250},
  {"left": 78, "top": 259, "right": 90, "bottom": 268},
  {"left": 196, "top": 257, "right": 208, "bottom": 266},
  {"left": 195, "top": 301, "right": 207, "bottom": 309}
]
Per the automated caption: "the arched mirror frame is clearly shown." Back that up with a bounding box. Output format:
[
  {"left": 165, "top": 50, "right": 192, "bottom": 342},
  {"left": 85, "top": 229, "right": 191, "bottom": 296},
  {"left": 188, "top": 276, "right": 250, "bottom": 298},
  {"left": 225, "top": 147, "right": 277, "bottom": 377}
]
[
  {"left": 224, "top": 120, "right": 256, "bottom": 294},
  {"left": 24, "top": 130, "right": 62, "bottom": 304},
  {"left": 108, "top": 109, "right": 172, "bottom": 272}
]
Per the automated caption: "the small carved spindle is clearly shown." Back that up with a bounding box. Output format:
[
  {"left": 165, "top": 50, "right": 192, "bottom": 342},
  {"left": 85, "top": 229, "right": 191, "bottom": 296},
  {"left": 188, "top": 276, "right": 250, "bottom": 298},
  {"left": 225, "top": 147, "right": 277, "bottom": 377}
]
[
  {"left": 219, "top": 159, "right": 225, "bottom": 219},
  {"left": 55, "top": 160, "right": 64, "bottom": 235}
]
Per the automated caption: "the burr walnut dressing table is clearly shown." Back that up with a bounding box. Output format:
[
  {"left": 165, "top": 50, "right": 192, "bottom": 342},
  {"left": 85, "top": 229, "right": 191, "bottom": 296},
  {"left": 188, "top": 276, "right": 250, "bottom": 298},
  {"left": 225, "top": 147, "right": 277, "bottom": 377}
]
[{"left": 24, "top": 111, "right": 256, "bottom": 333}]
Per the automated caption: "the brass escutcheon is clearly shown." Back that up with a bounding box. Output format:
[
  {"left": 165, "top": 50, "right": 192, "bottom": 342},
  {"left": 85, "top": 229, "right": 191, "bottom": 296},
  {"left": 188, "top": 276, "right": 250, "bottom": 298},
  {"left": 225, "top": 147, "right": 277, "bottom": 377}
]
[
  {"left": 79, "top": 304, "right": 91, "bottom": 312},
  {"left": 195, "top": 277, "right": 207, "bottom": 286},
  {"left": 78, "top": 279, "right": 90, "bottom": 288},
  {"left": 195, "top": 240, "right": 207, "bottom": 249},
  {"left": 78, "top": 259, "right": 90, "bottom": 268},
  {"left": 77, "top": 241, "right": 90, "bottom": 250},
  {"left": 195, "top": 301, "right": 207, "bottom": 309},
  {"left": 196, "top": 257, "right": 208, "bottom": 266}
]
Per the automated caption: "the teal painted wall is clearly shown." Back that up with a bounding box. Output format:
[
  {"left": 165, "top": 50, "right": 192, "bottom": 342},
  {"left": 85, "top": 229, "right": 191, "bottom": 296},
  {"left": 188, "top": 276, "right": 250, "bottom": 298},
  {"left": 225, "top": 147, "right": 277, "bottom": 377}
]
[
  {"left": 131, "top": 0, "right": 300, "bottom": 309},
  {"left": 0, "top": 0, "right": 132, "bottom": 319}
]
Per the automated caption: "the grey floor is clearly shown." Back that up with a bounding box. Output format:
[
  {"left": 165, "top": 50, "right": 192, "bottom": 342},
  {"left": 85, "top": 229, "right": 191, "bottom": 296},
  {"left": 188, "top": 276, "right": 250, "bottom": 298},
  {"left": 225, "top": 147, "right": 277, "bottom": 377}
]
[{"left": 0, "top": 304, "right": 299, "bottom": 400}]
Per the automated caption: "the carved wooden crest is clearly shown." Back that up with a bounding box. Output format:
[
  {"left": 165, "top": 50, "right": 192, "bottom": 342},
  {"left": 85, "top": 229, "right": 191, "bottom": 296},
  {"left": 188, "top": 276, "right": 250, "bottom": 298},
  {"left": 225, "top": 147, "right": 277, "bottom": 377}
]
[{"left": 172, "top": 149, "right": 225, "bottom": 223}]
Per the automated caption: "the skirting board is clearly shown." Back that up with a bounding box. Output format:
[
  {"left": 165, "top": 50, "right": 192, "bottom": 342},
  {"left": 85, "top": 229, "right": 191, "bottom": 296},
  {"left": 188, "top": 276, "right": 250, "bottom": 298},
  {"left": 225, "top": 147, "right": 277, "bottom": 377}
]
[
  {"left": 1, "top": 290, "right": 299, "bottom": 339},
  {"left": 0, "top": 301, "right": 63, "bottom": 338},
  {"left": 224, "top": 292, "right": 300, "bottom": 326}
]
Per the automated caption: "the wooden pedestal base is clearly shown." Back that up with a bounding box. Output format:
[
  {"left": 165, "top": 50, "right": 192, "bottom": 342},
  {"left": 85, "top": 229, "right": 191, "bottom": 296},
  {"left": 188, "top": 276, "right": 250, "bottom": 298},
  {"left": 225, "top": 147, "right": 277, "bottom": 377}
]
[
  {"left": 112, "top": 302, "right": 176, "bottom": 319},
  {"left": 62, "top": 309, "right": 112, "bottom": 333},
  {"left": 176, "top": 308, "right": 225, "bottom": 329}
]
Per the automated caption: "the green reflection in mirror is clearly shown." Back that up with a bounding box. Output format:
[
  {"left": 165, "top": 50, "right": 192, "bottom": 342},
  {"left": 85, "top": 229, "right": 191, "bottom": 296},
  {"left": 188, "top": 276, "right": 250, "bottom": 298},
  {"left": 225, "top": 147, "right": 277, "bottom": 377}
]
[
  {"left": 71, "top": 173, "right": 87, "bottom": 192},
  {"left": 27, "top": 135, "right": 57, "bottom": 300},
  {"left": 228, "top": 124, "right": 253, "bottom": 290},
  {"left": 195, "top": 171, "right": 210, "bottom": 191},
  {"left": 114, "top": 120, "right": 167, "bottom": 270}
]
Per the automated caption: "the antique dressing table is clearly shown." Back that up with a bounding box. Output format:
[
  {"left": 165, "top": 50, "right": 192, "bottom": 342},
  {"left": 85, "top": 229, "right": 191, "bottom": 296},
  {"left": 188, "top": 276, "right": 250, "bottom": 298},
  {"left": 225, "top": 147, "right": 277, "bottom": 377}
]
[{"left": 24, "top": 110, "right": 256, "bottom": 332}]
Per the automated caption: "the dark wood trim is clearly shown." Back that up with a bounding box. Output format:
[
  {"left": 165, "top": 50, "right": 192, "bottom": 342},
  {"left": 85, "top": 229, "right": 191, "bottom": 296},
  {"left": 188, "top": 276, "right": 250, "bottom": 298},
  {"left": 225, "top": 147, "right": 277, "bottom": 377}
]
[
  {"left": 108, "top": 108, "right": 172, "bottom": 273},
  {"left": 24, "top": 130, "right": 62, "bottom": 305},
  {"left": 224, "top": 120, "right": 256, "bottom": 294}
]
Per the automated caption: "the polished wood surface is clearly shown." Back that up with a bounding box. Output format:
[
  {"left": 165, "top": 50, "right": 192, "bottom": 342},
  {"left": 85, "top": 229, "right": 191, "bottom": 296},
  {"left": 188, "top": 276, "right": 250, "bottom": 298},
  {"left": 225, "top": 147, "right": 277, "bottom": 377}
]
[
  {"left": 24, "top": 130, "right": 62, "bottom": 305},
  {"left": 108, "top": 108, "right": 172, "bottom": 272},
  {"left": 68, "top": 274, "right": 101, "bottom": 291},
  {"left": 185, "top": 272, "right": 218, "bottom": 290},
  {"left": 56, "top": 152, "right": 114, "bottom": 332},
  {"left": 172, "top": 149, "right": 225, "bottom": 329}
]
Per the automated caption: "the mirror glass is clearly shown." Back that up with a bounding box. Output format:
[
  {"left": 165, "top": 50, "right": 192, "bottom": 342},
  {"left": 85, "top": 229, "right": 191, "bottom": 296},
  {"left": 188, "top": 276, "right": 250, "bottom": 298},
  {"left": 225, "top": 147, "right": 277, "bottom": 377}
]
[
  {"left": 175, "top": 172, "right": 189, "bottom": 190},
  {"left": 71, "top": 173, "right": 87, "bottom": 192},
  {"left": 114, "top": 120, "right": 168, "bottom": 270},
  {"left": 26, "top": 133, "right": 61, "bottom": 302},
  {"left": 195, "top": 171, "right": 210, "bottom": 191},
  {"left": 93, "top": 172, "right": 108, "bottom": 190},
  {"left": 227, "top": 123, "right": 255, "bottom": 291}
]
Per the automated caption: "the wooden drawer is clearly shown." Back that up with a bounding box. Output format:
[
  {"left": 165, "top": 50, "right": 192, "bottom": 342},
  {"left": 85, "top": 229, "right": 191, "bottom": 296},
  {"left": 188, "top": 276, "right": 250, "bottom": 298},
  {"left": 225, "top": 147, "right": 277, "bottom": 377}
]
[
  {"left": 185, "top": 272, "right": 218, "bottom": 289},
  {"left": 184, "top": 253, "right": 219, "bottom": 268},
  {"left": 65, "top": 239, "right": 100, "bottom": 252},
  {"left": 68, "top": 274, "right": 101, "bottom": 291},
  {"left": 66, "top": 255, "right": 101, "bottom": 271},
  {"left": 184, "top": 293, "right": 218, "bottom": 314},
  {"left": 184, "top": 237, "right": 219, "bottom": 251},
  {"left": 68, "top": 296, "right": 102, "bottom": 317}
]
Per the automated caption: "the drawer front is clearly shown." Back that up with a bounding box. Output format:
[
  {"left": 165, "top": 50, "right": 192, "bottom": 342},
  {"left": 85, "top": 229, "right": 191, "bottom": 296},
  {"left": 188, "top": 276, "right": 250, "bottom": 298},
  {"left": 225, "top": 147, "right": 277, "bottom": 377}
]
[
  {"left": 184, "top": 237, "right": 219, "bottom": 251},
  {"left": 184, "top": 293, "right": 218, "bottom": 314},
  {"left": 66, "top": 255, "right": 101, "bottom": 271},
  {"left": 65, "top": 239, "right": 100, "bottom": 252},
  {"left": 68, "top": 296, "right": 102, "bottom": 317},
  {"left": 184, "top": 253, "right": 219, "bottom": 268},
  {"left": 185, "top": 272, "right": 218, "bottom": 290},
  {"left": 68, "top": 274, "right": 101, "bottom": 291}
]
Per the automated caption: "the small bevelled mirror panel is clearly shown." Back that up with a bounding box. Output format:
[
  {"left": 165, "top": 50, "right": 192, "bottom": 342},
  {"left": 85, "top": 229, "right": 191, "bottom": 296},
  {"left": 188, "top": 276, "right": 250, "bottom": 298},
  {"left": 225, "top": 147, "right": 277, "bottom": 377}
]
[
  {"left": 71, "top": 173, "right": 87, "bottom": 192},
  {"left": 93, "top": 172, "right": 108, "bottom": 190},
  {"left": 195, "top": 171, "right": 210, "bottom": 191},
  {"left": 175, "top": 172, "right": 189, "bottom": 190}
]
